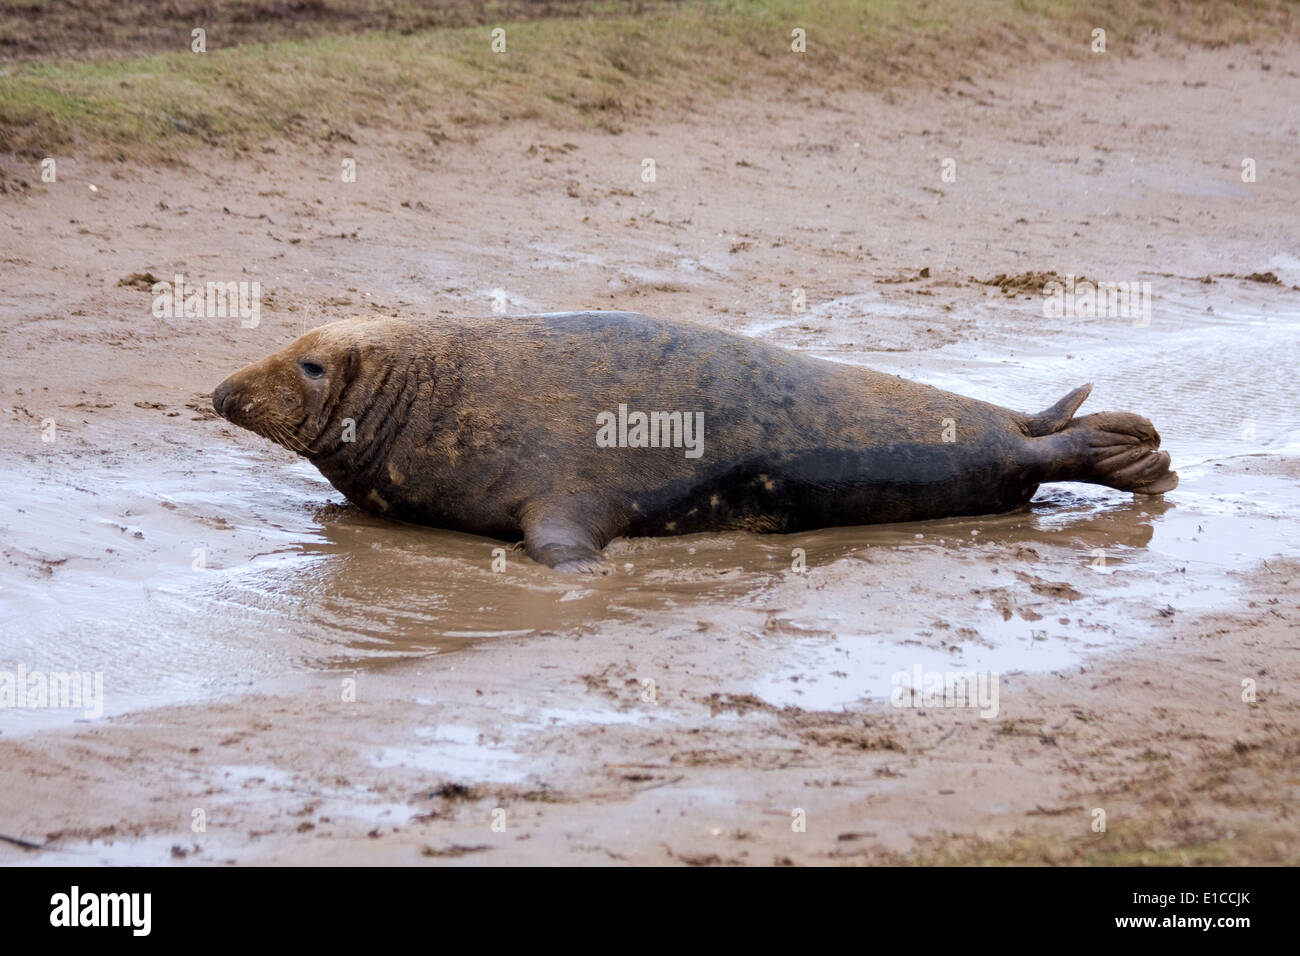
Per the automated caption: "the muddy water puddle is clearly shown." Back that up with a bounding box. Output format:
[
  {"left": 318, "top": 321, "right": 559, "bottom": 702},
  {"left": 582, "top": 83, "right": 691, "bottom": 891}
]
[
  {"left": 731, "top": 281, "right": 1300, "bottom": 707},
  {"left": 2, "top": 281, "right": 1298, "bottom": 731}
]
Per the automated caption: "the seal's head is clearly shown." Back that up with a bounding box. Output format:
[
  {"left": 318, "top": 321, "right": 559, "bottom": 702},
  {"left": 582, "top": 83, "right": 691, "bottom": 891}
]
[{"left": 212, "top": 323, "right": 366, "bottom": 455}]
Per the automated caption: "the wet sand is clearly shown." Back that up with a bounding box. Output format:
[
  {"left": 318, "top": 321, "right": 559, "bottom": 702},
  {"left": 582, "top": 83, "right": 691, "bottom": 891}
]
[{"left": 1, "top": 43, "right": 1298, "bottom": 864}]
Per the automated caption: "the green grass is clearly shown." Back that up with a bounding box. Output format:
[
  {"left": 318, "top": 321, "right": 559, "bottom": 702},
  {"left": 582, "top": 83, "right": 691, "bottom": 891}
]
[
  {"left": 900, "top": 729, "right": 1300, "bottom": 866},
  {"left": 1, "top": 0, "right": 1296, "bottom": 159},
  {"left": 904, "top": 826, "right": 1297, "bottom": 866}
]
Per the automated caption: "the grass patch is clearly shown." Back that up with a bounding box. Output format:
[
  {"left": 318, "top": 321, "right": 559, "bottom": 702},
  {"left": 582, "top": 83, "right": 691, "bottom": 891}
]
[
  {"left": 900, "top": 731, "right": 1300, "bottom": 865},
  {"left": 1, "top": 0, "right": 1296, "bottom": 159},
  {"left": 904, "top": 822, "right": 1297, "bottom": 866}
]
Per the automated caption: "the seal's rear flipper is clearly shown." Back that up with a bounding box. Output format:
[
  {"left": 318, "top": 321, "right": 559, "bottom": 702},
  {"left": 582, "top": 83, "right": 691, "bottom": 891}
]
[
  {"left": 1060, "top": 411, "right": 1178, "bottom": 495},
  {"left": 1024, "top": 384, "right": 1093, "bottom": 436}
]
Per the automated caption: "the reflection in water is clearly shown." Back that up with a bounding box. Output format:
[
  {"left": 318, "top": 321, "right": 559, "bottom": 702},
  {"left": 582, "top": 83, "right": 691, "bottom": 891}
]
[{"left": 214, "top": 483, "right": 1171, "bottom": 659}]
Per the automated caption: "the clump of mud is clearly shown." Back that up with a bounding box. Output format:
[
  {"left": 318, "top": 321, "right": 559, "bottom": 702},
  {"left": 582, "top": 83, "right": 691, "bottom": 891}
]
[
  {"left": 117, "top": 271, "right": 160, "bottom": 290},
  {"left": 973, "top": 270, "right": 1082, "bottom": 296}
]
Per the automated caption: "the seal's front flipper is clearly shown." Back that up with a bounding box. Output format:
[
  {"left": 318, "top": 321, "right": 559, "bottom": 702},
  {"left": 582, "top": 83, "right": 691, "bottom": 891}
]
[
  {"left": 520, "top": 508, "right": 611, "bottom": 574},
  {"left": 531, "top": 542, "right": 608, "bottom": 574}
]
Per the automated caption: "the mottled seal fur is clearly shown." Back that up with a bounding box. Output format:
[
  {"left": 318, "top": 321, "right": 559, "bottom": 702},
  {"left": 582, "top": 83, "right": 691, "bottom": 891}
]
[{"left": 212, "top": 311, "right": 1177, "bottom": 572}]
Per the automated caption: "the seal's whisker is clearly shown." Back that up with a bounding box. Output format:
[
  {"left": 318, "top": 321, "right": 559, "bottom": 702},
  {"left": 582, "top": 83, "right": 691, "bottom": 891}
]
[{"left": 254, "top": 415, "right": 310, "bottom": 453}]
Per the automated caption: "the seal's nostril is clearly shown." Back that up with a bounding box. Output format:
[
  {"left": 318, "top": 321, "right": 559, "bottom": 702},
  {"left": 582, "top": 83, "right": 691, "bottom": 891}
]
[{"left": 212, "top": 381, "right": 233, "bottom": 416}]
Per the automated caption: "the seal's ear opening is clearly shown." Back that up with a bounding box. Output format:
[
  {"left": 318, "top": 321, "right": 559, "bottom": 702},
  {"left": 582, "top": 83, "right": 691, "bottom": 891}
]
[{"left": 344, "top": 346, "right": 361, "bottom": 382}]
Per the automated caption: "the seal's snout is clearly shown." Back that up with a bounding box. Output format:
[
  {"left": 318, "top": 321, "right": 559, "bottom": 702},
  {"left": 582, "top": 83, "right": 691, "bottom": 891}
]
[{"left": 212, "top": 378, "right": 235, "bottom": 418}]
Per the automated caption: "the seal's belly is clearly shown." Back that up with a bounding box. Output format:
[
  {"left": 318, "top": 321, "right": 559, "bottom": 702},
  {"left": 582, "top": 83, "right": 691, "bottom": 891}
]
[{"left": 623, "top": 443, "right": 1041, "bottom": 537}]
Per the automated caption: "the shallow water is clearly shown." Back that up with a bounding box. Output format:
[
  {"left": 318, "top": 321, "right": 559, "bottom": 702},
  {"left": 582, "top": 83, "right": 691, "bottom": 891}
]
[
  {"left": 729, "top": 283, "right": 1300, "bottom": 708},
  {"left": 2, "top": 284, "right": 1298, "bottom": 732}
]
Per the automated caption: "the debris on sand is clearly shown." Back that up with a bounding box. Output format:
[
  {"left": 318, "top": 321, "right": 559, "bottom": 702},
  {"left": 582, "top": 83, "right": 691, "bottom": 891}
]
[
  {"left": 117, "top": 271, "right": 160, "bottom": 290},
  {"left": 974, "top": 270, "right": 1076, "bottom": 296},
  {"left": 878, "top": 266, "right": 932, "bottom": 284}
]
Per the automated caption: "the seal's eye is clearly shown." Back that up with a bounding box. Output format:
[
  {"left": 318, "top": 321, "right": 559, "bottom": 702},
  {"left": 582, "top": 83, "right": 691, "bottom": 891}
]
[{"left": 299, "top": 360, "right": 326, "bottom": 379}]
